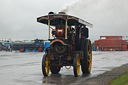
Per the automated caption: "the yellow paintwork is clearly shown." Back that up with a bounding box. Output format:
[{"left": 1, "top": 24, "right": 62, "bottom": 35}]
[
  {"left": 76, "top": 55, "right": 80, "bottom": 75},
  {"left": 45, "top": 55, "right": 50, "bottom": 75},
  {"left": 88, "top": 41, "right": 92, "bottom": 72},
  {"left": 65, "top": 20, "right": 67, "bottom": 39},
  {"left": 48, "top": 20, "right": 50, "bottom": 39}
]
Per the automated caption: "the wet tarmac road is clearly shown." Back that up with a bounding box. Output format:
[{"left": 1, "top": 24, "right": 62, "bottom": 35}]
[{"left": 0, "top": 51, "right": 128, "bottom": 85}]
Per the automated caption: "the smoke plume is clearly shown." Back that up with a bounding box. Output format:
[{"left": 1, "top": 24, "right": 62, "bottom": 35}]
[{"left": 62, "top": 0, "right": 128, "bottom": 42}]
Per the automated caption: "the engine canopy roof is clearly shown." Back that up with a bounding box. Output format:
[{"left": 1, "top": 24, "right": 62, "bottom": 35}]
[{"left": 37, "top": 12, "right": 93, "bottom": 28}]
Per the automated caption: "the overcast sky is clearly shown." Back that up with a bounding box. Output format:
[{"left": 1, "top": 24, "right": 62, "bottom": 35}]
[
  {"left": 0, "top": 0, "right": 128, "bottom": 42},
  {"left": 0, "top": 0, "right": 78, "bottom": 40}
]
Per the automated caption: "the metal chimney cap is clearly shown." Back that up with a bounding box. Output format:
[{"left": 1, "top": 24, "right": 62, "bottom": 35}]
[
  {"left": 58, "top": 12, "right": 66, "bottom": 14},
  {"left": 48, "top": 11, "right": 56, "bottom": 15}
]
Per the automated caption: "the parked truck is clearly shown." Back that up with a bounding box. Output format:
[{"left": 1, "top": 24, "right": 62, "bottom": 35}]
[
  {"left": 12, "top": 39, "right": 45, "bottom": 52},
  {"left": 0, "top": 41, "right": 12, "bottom": 51}
]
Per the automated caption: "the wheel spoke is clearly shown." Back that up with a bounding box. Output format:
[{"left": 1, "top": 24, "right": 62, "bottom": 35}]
[
  {"left": 74, "top": 54, "right": 80, "bottom": 77},
  {"left": 45, "top": 56, "right": 50, "bottom": 75},
  {"left": 76, "top": 55, "right": 80, "bottom": 76},
  {"left": 88, "top": 41, "right": 92, "bottom": 72}
]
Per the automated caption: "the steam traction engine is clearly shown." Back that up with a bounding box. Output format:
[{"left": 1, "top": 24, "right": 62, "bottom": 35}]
[{"left": 37, "top": 12, "right": 93, "bottom": 77}]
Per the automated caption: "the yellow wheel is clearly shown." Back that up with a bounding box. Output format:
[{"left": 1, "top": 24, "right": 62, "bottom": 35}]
[
  {"left": 88, "top": 40, "right": 92, "bottom": 73},
  {"left": 81, "top": 39, "right": 92, "bottom": 74},
  {"left": 73, "top": 54, "right": 80, "bottom": 77},
  {"left": 42, "top": 53, "right": 50, "bottom": 77}
]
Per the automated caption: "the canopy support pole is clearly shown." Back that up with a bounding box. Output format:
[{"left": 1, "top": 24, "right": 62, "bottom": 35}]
[
  {"left": 48, "top": 20, "right": 50, "bottom": 39},
  {"left": 65, "top": 20, "right": 67, "bottom": 39}
]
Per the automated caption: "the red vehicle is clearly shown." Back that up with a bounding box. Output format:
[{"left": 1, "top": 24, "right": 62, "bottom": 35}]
[
  {"left": 0, "top": 42, "right": 3, "bottom": 51},
  {"left": 95, "top": 36, "right": 128, "bottom": 51},
  {"left": 37, "top": 12, "right": 93, "bottom": 77}
]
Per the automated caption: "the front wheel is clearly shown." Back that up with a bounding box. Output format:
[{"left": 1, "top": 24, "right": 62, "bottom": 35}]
[
  {"left": 42, "top": 53, "right": 50, "bottom": 77},
  {"left": 73, "top": 54, "right": 80, "bottom": 77}
]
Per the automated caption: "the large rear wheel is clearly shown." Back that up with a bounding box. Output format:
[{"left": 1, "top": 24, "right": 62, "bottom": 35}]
[
  {"left": 42, "top": 53, "right": 50, "bottom": 77},
  {"left": 81, "top": 39, "right": 92, "bottom": 74},
  {"left": 73, "top": 54, "right": 80, "bottom": 77}
]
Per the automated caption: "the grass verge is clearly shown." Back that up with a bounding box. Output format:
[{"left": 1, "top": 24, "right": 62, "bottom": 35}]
[{"left": 109, "top": 71, "right": 128, "bottom": 85}]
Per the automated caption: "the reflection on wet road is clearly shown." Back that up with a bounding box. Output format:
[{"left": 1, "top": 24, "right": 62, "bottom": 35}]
[{"left": 0, "top": 51, "right": 128, "bottom": 85}]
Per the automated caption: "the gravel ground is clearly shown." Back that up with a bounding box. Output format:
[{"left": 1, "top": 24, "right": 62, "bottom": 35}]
[{"left": 81, "top": 63, "right": 128, "bottom": 85}]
